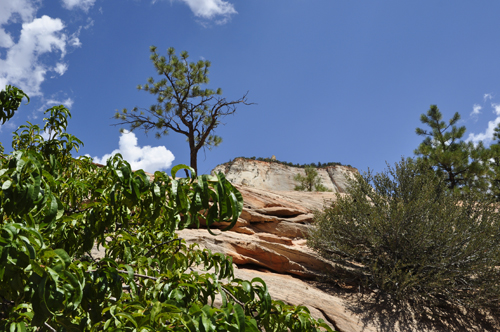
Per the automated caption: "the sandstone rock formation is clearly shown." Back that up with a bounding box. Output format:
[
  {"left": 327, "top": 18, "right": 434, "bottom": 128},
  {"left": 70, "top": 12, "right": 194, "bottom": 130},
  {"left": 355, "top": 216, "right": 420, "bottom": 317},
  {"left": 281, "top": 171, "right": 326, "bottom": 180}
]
[
  {"left": 179, "top": 184, "right": 341, "bottom": 278},
  {"left": 212, "top": 158, "right": 358, "bottom": 193}
]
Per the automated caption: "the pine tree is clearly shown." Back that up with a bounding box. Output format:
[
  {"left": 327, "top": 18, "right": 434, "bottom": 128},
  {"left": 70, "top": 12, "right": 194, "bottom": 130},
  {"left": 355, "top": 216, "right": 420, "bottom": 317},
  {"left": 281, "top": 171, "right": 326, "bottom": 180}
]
[
  {"left": 294, "top": 166, "right": 330, "bottom": 192},
  {"left": 115, "top": 46, "right": 251, "bottom": 174},
  {"left": 488, "top": 123, "right": 500, "bottom": 200},
  {"left": 415, "top": 105, "right": 489, "bottom": 191}
]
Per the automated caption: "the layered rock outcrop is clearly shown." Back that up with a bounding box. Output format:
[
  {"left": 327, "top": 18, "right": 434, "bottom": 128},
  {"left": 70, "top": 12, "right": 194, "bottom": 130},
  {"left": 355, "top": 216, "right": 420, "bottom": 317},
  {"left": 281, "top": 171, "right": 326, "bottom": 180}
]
[
  {"left": 177, "top": 183, "right": 377, "bottom": 331},
  {"left": 179, "top": 184, "right": 340, "bottom": 278}
]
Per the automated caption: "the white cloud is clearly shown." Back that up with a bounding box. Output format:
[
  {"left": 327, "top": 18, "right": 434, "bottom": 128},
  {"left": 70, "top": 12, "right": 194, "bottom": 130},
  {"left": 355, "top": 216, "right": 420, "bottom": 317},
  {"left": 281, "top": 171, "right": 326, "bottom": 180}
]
[
  {"left": 0, "top": 0, "right": 37, "bottom": 48},
  {"left": 84, "top": 17, "right": 94, "bottom": 29},
  {"left": 34, "top": 96, "right": 74, "bottom": 119},
  {"left": 68, "top": 31, "right": 82, "bottom": 47},
  {"left": 0, "top": 119, "right": 18, "bottom": 133},
  {"left": 67, "top": 18, "right": 92, "bottom": 49},
  {"left": 173, "top": 0, "right": 236, "bottom": 23},
  {"left": 467, "top": 117, "right": 500, "bottom": 144},
  {"left": 61, "top": 0, "right": 97, "bottom": 12},
  {"left": 0, "top": 29, "right": 14, "bottom": 48},
  {"left": 484, "top": 93, "right": 493, "bottom": 101},
  {"left": 45, "top": 97, "right": 74, "bottom": 109},
  {"left": 471, "top": 104, "right": 482, "bottom": 116},
  {"left": 41, "top": 128, "right": 51, "bottom": 140},
  {"left": 54, "top": 62, "right": 68, "bottom": 75},
  {"left": 90, "top": 131, "right": 175, "bottom": 173},
  {"left": 467, "top": 103, "right": 500, "bottom": 145},
  {"left": 0, "top": 10, "right": 68, "bottom": 97}
]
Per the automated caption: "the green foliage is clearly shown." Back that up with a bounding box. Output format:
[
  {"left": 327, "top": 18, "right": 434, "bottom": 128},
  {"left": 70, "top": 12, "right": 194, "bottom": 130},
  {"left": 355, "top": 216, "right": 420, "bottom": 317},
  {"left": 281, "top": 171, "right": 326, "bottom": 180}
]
[
  {"left": 114, "top": 46, "right": 251, "bottom": 174},
  {"left": 487, "top": 123, "right": 500, "bottom": 201},
  {"left": 1, "top": 87, "right": 333, "bottom": 331},
  {"left": 0, "top": 85, "right": 29, "bottom": 124},
  {"left": 415, "top": 105, "right": 490, "bottom": 191},
  {"left": 293, "top": 166, "right": 331, "bottom": 192},
  {"left": 308, "top": 158, "right": 500, "bottom": 323},
  {"left": 0, "top": 85, "right": 30, "bottom": 155}
]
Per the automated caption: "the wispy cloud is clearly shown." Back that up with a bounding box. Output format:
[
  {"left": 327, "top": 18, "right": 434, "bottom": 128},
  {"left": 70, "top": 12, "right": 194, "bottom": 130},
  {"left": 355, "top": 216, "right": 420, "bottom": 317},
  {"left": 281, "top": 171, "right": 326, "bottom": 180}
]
[
  {"left": 467, "top": 103, "right": 500, "bottom": 145},
  {"left": 67, "top": 18, "right": 92, "bottom": 49},
  {"left": 69, "top": 30, "right": 82, "bottom": 47},
  {"left": 182, "top": 0, "right": 236, "bottom": 18},
  {"left": 90, "top": 131, "right": 175, "bottom": 173},
  {"left": 164, "top": 0, "right": 236, "bottom": 24},
  {"left": 44, "top": 97, "right": 74, "bottom": 109},
  {"left": 61, "top": 0, "right": 97, "bottom": 12},
  {"left": 484, "top": 93, "right": 493, "bottom": 102},
  {"left": 471, "top": 104, "right": 482, "bottom": 116},
  {"left": 54, "top": 62, "right": 68, "bottom": 76},
  {"left": 32, "top": 95, "right": 74, "bottom": 120}
]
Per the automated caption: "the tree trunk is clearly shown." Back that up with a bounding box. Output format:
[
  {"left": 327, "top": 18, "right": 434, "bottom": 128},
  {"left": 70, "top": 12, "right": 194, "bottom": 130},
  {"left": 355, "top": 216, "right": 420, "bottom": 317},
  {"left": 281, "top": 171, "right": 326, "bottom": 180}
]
[
  {"left": 188, "top": 132, "right": 198, "bottom": 176},
  {"left": 190, "top": 149, "right": 198, "bottom": 176}
]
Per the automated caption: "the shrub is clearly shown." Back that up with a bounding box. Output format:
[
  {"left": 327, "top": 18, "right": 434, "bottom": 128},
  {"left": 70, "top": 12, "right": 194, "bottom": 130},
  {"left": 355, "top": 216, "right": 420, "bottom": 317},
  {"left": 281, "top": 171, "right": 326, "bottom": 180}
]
[{"left": 308, "top": 158, "right": 500, "bottom": 318}]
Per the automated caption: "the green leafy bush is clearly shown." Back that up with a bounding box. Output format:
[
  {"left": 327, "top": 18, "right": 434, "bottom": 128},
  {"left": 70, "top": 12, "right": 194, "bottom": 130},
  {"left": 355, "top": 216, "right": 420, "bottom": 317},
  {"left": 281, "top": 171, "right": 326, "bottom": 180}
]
[
  {"left": 308, "top": 158, "right": 500, "bottom": 320},
  {"left": 0, "top": 86, "right": 333, "bottom": 331}
]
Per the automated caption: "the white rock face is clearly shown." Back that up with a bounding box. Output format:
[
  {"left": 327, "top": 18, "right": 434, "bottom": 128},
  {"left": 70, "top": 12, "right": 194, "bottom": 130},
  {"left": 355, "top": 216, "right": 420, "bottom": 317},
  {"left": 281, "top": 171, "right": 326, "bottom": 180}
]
[{"left": 212, "top": 158, "right": 358, "bottom": 193}]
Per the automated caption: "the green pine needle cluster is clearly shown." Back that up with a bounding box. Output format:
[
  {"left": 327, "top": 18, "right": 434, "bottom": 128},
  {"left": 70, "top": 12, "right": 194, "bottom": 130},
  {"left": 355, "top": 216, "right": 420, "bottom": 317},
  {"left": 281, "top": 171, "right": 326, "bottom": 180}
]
[{"left": 414, "top": 105, "right": 490, "bottom": 192}]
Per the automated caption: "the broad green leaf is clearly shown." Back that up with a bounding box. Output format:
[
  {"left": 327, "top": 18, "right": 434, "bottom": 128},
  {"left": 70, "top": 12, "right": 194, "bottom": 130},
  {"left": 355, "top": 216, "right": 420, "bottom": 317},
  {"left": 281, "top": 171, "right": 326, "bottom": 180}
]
[
  {"left": 54, "top": 248, "right": 71, "bottom": 268},
  {"left": 244, "top": 319, "right": 260, "bottom": 332},
  {"left": 2, "top": 180, "right": 11, "bottom": 190},
  {"left": 116, "top": 312, "right": 138, "bottom": 328},
  {"left": 233, "top": 304, "right": 245, "bottom": 332},
  {"left": 171, "top": 164, "right": 194, "bottom": 178}
]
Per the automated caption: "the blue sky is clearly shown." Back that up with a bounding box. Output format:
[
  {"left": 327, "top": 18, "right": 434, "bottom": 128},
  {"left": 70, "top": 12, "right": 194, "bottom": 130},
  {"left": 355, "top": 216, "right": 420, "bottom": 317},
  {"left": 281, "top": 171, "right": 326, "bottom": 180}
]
[{"left": 2, "top": 0, "right": 500, "bottom": 175}]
